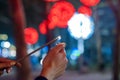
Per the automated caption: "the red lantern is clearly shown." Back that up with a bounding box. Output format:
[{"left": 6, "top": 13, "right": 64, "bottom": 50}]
[
  {"left": 39, "top": 20, "right": 47, "bottom": 35},
  {"left": 78, "top": 6, "right": 92, "bottom": 16},
  {"left": 80, "top": 0, "right": 100, "bottom": 6},
  {"left": 49, "top": 1, "right": 75, "bottom": 28},
  {"left": 24, "top": 27, "right": 38, "bottom": 45},
  {"left": 44, "top": 0, "right": 66, "bottom": 2}
]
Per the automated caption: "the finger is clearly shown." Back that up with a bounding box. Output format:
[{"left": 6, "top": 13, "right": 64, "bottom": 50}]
[
  {"left": 59, "top": 48, "right": 66, "bottom": 55},
  {"left": 0, "top": 58, "right": 19, "bottom": 67},
  {"left": 14, "top": 62, "right": 21, "bottom": 68},
  {"left": 51, "top": 43, "right": 66, "bottom": 54},
  {"left": 6, "top": 67, "right": 12, "bottom": 73},
  {"left": 0, "top": 63, "right": 12, "bottom": 69},
  {"left": 10, "top": 61, "right": 22, "bottom": 68},
  {"left": 0, "top": 58, "right": 18, "bottom": 67},
  {"left": 0, "top": 58, "right": 13, "bottom": 63}
]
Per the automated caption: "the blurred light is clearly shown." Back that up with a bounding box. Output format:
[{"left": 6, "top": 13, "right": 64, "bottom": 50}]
[
  {"left": 68, "top": 13, "right": 94, "bottom": 40},
  {"left": 9, "top": 45, "right": 16, "bottom": 50},
  {"left": 78, "top": 38, "right": 84, "bottom": 53},
  {"left": 27, "top": 48, "right": 34, "bottom": 54},
  {"left": 39, "top": 20, "right": 47, "bottom": 35},
  {"left": 0, "top": 48, "right": 1, "bottom": 56},
  {"left": 24, "top": 27, "right": 39, "bottom": 45},
  {"left": 49, "top": 1, "right": 75, "bottom": 28},
  {"left": 48, "top": 15, "right": 58, "bottom": 29},
  {"left": 10, "top": 50, "right": 16, "bottom": 57},
  {"left": 40, "top": 58, "right": 44, "bottom": 65},
  {"left": 70, "top": 49, "right": 81, "bottom": 60},
  {"left": 28, "top": 48, "right": 40, "bottom": 57},
  {"left": 102, "top": 46, "right": 112, "bottom": 55},
  {"left": 2, "top": 48, "right": 9, "bottom": 57},
  {"left": 40, "top": 53, "right": 47, "bottom": 65},
  {"left": 0, "top": 34, "right": 8, "bottom": 40},
  {"left": 80, "top": 0, "right": 100, "bottom": 6},
  {"left": 9, "top": 45, "right": 16, "bottom": 57},
  {"left": 78, "top": 6, "right": 92, "bottom": 16},
  {"left": 1, "top": 41, "right": 11, "bottom": 48},
  {"left": 33, "top": 52, "right": 40, "bottom": 57},
  {"left": 101, "top": 29, "right": 109, "bottom": 36},
  {"left": 44, "top": 0, "right": 63, "bottom": 2}
]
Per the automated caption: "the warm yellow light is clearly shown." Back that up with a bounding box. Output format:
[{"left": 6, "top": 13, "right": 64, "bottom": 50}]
[{"left": 0, "top": 34, "right": 8, "bottom": 40}]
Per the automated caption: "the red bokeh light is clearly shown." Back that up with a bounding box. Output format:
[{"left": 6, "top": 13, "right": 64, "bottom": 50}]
[
  {"left": 39, "top": 20, "right": 47, "bottom": 35},
  {"left": 47, "top": 15, "right": 58, "bottom": 29},
  {"left": 80, "top": 0, "right": 100, "bottom": 6},
  {"left": 49, "top": 1, "right": 75, "bottom": 28},
  {"left": 44, "top": 0, "right": 66, "bottom": 2},
  {"left": 78, "top": 6, "right": 92, "bottom": 16},
  {"left": 24, "top": 27, "right": 38, "bottom": 45}
]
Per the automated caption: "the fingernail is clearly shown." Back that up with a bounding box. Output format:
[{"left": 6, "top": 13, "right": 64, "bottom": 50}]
[{"left": 62, "top": 43, "right": 66, "bottom": 47}]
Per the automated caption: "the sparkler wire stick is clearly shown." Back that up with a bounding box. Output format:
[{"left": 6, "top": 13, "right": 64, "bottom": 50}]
[{"left": 16, "top": 36, "right": 61, "bottom": 62}]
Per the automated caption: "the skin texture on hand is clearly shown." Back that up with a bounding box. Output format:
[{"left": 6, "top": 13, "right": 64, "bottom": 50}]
[
  {"left": 40, "top": 43, "right": 68, "bottom": 80},
  {"left": 0, "top": 58, "right": 21, "bottom": 76}
]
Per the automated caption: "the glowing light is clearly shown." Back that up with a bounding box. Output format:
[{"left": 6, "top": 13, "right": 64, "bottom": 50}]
[
  {"left": 0, "top": 34, "right": 8, "bottom": 40},
  {"left": 40, "top": 54, "right": 47, "bottom": 65},
  {"left": 1, "top": 41, "right": 11, "bottom": 48},
  {"left": 68, "top": 13, "right": 94, "bottom": 40},
  {"left": 2, "top": 48, "right": 9, "bottom": 57},
  {"left": 78, "top": 38, "right": 84, "bottom": 53},
  {"left": 27, "top": 48, "right": 34, "bottom": 54},
  {"left": 24, "top": 27, "right": 39, "bottom": 45},
  {"left": 9, "top": 45, "right": 16, "bottom": 50},
  {"left": 27, "top": 48, "right": 40, "bottom": 57},
  {"left": 0, "top": 48, "right": 1, "bottom": 55},
  {"left": 39, "top": 20, "right": 47, "bottom": 35},
  {"left": 78, "top": 6, "right": 92, "bottom": 16},
  {"left": 57, "top": 35, "right": 61, "bottom": 40},
  {"left": 48, "top": 15, "right": 58, "bottom": 29},
  {"left": 49, "top": 1, "right": 75, "bottom": 28},
  {"left": 40, "top": 58, "right": 44, "bottom": 65},
  {"left": 10, "top": 50, "right": 16, "bottom": 57},
  {"left": 80, "top": 0, "right": 100, "bottom": 6},
  {"left": 9, "top": 45, "right": 16, "bottom": 57},
  {"left": 70, "top": 49, "right": 81, "bottom": 60},
  {"left": 44, "top": 0, "right": 65, "bottom": 2}
]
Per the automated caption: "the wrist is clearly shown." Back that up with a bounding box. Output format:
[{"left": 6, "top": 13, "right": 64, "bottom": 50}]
[
  {"left": 40, "top": 68, "right": 54, "bottom": 80},
  {"left": 35, "top": 76, "right": 48, "bottom": 80}
]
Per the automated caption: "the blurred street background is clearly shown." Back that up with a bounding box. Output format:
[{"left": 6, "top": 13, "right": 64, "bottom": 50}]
[
  {"left": 0, "top": 0, "right": 120, "bottom": 80},
  {"left": 0, "top": 70, "right": 112, "bottom": 80}
]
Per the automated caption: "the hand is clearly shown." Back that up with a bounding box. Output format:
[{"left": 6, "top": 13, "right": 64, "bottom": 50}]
[
  {"left": 0, "top": 58, "right": 21, "bottom": 76},
  {"left": 40, "top": 43, "right": 68, "bottom": 80}
]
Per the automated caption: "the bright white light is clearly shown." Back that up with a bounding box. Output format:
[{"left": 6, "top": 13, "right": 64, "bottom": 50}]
[
  {"left": 57, "top": 35, "right": 61, "bottom": 40},
  {"left": 1, "top": 41, "right": 11, "bottom": 48},
  {"left": 40, "top": 58, "right": 44, "bottom": 65},
  {"left": 40, "top": 53, "right": 47, "bottom": 65},
  {"left": 68, "top": 13, "right": 94, "bottom": 40}
]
